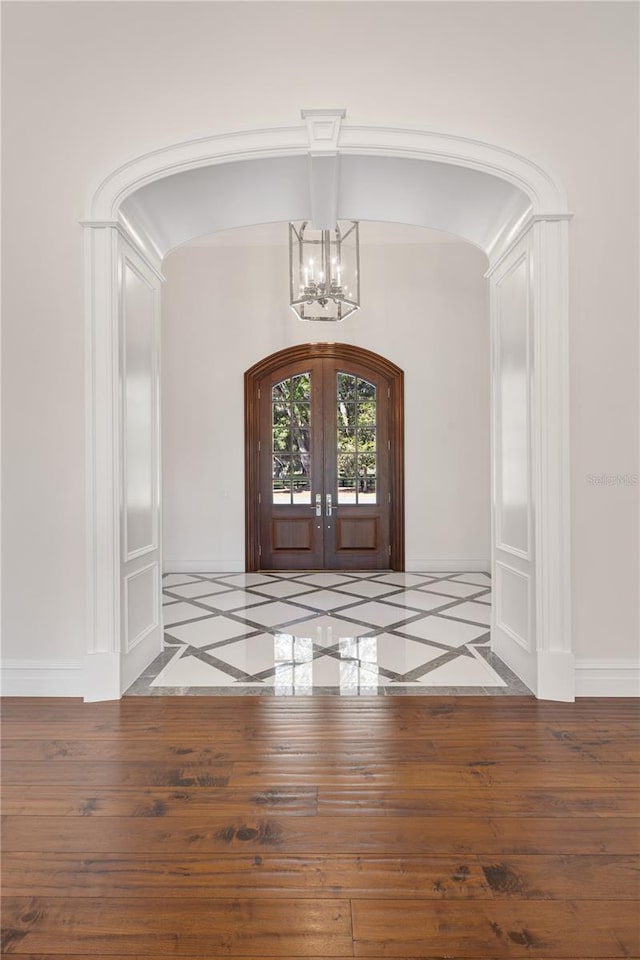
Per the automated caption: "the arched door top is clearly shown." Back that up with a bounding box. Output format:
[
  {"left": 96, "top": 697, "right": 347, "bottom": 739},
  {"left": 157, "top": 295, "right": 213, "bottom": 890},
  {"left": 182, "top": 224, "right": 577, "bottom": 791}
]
[
  {"left": 245, "top": 343, "right": 404, "bottom": 384},
  {"left": 245, "top": 343, "right": 405, "bottom": 573}
]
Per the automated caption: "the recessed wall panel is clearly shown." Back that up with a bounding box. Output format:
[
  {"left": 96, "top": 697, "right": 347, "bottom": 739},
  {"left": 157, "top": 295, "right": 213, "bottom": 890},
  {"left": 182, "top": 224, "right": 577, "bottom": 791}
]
[
  {"left": 124, "top": 262, "right": 157, "bottom": 557},
  {"left": 496, "top": 254, "right": 530, "bottom": 556},
  {"left": 496, "top": 561, "right": 530, "bottom": 651},
  {"left": 125, "top": 562, "right": 159, "bottom": 653}
]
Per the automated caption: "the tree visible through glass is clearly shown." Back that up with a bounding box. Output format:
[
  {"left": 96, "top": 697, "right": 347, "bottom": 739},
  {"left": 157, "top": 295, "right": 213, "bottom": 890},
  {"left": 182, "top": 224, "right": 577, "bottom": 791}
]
[
  {"left": 271, "top": 371, "right": 377, "bottom": 505},
  {"left": 272, "top": 373, "right": 312, "bottom": 504},
  {"left": 337, "top": 373, "right": 377, "bottom": 504}
]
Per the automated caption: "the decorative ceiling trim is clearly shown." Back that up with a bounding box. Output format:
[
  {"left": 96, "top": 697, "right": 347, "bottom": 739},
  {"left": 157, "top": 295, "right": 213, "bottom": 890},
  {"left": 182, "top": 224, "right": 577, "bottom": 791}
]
[{"left": 87, "top": 116, "right": 570, "bottom": 228}]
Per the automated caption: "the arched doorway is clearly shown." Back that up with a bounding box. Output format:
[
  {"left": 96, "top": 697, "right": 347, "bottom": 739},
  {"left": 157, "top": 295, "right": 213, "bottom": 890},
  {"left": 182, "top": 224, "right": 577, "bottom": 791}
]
[
  {"left": 245, "top": 344, "right": 404, "bottom": 571},
  {"left": 82, "top": 114, "right": 574, "bottom": 701}
]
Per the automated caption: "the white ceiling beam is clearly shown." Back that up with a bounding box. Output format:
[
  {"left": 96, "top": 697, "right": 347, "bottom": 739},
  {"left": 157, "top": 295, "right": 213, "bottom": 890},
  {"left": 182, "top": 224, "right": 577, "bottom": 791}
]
[
  {"left": 301, "top": 109, "right": 346, "bottom": 229},
  {"left": 308, "top": 154, "right": 340, "bottom": 230}
]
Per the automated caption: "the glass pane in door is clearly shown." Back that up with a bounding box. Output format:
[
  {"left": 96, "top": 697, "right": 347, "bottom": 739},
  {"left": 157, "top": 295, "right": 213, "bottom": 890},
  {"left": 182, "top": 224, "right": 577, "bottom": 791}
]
[
  {"left": 272, "top": 373, "right": 312, "bottom": 504},
  {"left": 337, "top": 373, "right": 377, "bottom": 504}
]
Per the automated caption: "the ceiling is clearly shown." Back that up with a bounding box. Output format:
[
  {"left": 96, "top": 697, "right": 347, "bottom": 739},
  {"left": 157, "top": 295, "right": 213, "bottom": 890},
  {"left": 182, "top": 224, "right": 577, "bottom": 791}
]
[{"left": 120, "top": 153, "right": 531, "bottom": 260}]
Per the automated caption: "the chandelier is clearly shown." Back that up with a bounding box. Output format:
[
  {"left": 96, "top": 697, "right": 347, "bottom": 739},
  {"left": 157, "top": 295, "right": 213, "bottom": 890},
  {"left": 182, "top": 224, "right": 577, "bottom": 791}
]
[{"left": 289, "top": 221, "right": 360, "bottom": 322}]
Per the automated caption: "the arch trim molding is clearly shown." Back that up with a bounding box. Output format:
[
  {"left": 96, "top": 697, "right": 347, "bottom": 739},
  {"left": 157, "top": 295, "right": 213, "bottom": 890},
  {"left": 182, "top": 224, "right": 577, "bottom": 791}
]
[{"left": 87, "top": 122, "right": 570, "bottom": 226}]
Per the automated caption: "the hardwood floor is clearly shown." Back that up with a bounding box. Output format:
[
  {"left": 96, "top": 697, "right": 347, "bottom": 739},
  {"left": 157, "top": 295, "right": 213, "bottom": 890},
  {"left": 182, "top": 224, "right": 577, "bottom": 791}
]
[{"left": 1, "top": 696, "right": 639, "bottom": 957}]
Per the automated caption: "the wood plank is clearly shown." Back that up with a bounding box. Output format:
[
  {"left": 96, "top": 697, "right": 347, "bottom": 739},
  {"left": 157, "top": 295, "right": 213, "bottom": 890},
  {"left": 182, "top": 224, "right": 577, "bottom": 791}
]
[
  {"left": 0, "top": 897, "right": 353, "bottom": 956},
  {"left": 351, "top": 899, "right": 640, "bottom": 957},
  {"left": 0, "top": 854, "right": 489, "bottom": 899},
  {"left": 0, "top": 785, "right": 318, "bottom": 817},
  {"left": 3, "top": 784, "right": 636, "bottom": 818},
  {"left": 3, "top": 711, "right": 638, "bottom": 735},
  {"left": 3, "top": 759, "right": 638, "bottom": 789},
  {"left": 3, "top": 816, "right": 636, "bottom": 855},
  {"left": 317, "top": 787, "right": 640, "bottom": 818},
  {"left": 3, "top": 736, "right": 638, "bottom": 762},
  {"left": 3, "top": 694, "right": 636, "bottom": 716},
  {"left": 2, "top": 854, "right": 637, "bottom": 901}
]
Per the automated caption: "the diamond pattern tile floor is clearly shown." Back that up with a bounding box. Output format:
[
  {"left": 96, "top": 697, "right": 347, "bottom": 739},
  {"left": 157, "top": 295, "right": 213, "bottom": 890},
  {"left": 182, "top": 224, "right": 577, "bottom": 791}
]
[{"left": 125, "top": 570, "right": 531, "bottom": 696}]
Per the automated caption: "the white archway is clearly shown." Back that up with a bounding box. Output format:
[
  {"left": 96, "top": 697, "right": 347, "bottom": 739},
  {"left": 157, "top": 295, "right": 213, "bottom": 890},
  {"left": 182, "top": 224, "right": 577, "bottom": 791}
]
[{"left": 82, "top": 114, "right": 573, "bottom": 701}]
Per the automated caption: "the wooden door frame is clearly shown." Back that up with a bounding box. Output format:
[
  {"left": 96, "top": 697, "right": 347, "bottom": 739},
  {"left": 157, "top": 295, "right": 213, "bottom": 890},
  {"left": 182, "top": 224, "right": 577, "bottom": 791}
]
[{"left": 245, "top": 343, "right": 405, "bottom": 572}]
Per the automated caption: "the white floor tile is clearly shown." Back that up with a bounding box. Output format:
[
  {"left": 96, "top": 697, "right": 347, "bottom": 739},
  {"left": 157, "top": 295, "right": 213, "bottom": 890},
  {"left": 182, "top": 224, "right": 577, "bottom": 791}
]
[
  {"left": 249, "top": 580, "right": 318, "bottom": 599},
  {"left": 214, "top": 634, "right": 281, "bottom": 675},
  {"left": 237, "top": 601, "right": 319, "bottom": 628},
  {"left": 293, "top": 573, "right": 354, "bottom": 588},
  {"left": 451, "top": 573, "right": 492, "bottom": 587},
  {"left": 374, "top": 572, "right": 435, "bottom": 587},
  {"left": 421, "top": 580, "right": 490, "bottom": 599},
  {"left": 366, "top": 633, "right": 444, "bottom": 673},
  {"left": 333, "top": 580, "right": 402, "bottom": 599},
  {"left": 287, "top": 590, "right": 365, "bottom": 612},
  {"left": 163, "top": 603, "right": 215, "bottom": 627},
  {"left": 338, "top": 601, "right": 420, "bottom": 627},
  {"left": 418, "top": 651, "right": 506, "bottom": 686},
  {"left": 194, "top": 590, "right": 267, "bottom": 612},
  {"left": 273, "top": 615, "right": 372, "bottom": 645},
  {"left": 443, "top": 601, "right": 492, "bottom": 626},
  {"left": 167, "top": 616, "right": 254, "bottom": 648},
  {"left": 399, "top": 615, "right": 488, "bottom": 647},
  {"left": 163, "top": 581, "right": 234, "bottom": 599},
  {"left": 151, "top": 650, "right": 238, "bottom": 687},
  {"left": 161, "top": 574, "right": 200, "bottom": 588},
  {"left": 384, "top": 590, "right": 455, "bottom": 613},
  {"left": 217, "top": 573, "right": 276, "bottom": 587}
]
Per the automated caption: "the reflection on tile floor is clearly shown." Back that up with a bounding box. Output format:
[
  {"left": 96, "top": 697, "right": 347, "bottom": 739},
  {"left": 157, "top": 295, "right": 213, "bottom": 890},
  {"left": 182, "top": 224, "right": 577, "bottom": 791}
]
[{"left": 126, "top": 570, "right": 533, "bottom": 697}]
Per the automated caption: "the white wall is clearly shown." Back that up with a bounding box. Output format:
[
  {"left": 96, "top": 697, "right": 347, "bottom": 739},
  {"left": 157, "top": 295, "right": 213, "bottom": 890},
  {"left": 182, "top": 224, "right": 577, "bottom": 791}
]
[
  {"left": 161, "top": 236, "right": 490, "bottom": 571},
  {"left": 1, "top": 2, "right": 638, "bottom": 677}
]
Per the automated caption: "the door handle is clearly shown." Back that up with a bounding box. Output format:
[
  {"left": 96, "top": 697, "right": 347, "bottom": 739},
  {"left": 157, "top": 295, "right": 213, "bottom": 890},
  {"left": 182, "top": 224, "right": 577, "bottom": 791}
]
[
  {"left": 326, "top": 493, "right": 333, "bottom": 517},
  {"left": 311, "top": 493, "right": 322, "bottom": 517}
]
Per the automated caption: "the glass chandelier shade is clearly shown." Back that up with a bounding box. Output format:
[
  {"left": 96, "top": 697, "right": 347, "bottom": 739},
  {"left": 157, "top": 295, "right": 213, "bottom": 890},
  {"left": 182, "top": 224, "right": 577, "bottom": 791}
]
[{"left": 289, "top": 221, "right": 360, "bottom": 322}]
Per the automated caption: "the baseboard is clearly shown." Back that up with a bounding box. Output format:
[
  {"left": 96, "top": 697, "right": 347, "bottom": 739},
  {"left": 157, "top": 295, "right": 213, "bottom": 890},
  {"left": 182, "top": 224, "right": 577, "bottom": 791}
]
[
  {"left": 406, "top": 558, "right": 490, "bottom": 573},
  {"left": 163, "top": 560, "right": 245, "bottom": 574},
  {"left": 1, "top": 659, "right": 84, "bottom": 697},
  {"left": 575, "top": 659, "right": 640, "bottom": 697}
]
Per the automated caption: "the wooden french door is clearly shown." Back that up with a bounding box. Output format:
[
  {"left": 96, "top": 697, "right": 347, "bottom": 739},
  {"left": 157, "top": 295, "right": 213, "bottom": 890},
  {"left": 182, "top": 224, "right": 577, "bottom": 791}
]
[{"left": 245, "top": 345, "right": 404, "bottom": 571}]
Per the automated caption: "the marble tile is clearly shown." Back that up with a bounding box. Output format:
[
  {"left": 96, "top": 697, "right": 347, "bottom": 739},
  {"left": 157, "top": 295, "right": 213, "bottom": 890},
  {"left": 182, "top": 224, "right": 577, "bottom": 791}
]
[
  {"left": 161, "top": 574, "right": 200, "bottom": 588},
  {"left": 163, "top": 603, "right": 216, "bottom": 627},
  {"left": 194, "top": 590, "right": 267, "bottom": 612},
  {"left": 373, "top": 572, "right": 435, "bottom": 587},
  {"left": 249, "top": 580, "right": 318, "bottom": 599},
  {"left": 216, "top": 573, "right": 276, "bottom": 587},
  {"left": 234, "top": 601, "right": 321, "bottom": 629},
  {"left": 399, "top": 615, "right": 488, "bottom": 648},
  {"left": 442, "top": 600, "right": 492, "bottom": 626},
  {"left": 151, "top": 649, "right": 244, "bottom": 687},
  {"left": 420, "top": 580, "right": 490, "bottom": 599},
  {"left": 285, "top": 590, "right": 365, "bottom": 612},
  {"left": 333, "top": 580, "right": 403, "bottom": 599},
  {"left": 292, "top": 572, "right": 355, "bottom": 588},
  {"left": 412, "top": 650, "right": 506, "bottom": 686},
  {"left": 211, "top": 633, "right": 283, "bottom": 677},
  {"left": 168, "top": 615, "right": 256, "bottom": 648},
  {"left": 163, "top": 581, "right": 234, "bottom": 599},
  {"left": 338, "top": 600, "right": 422, "bottom": 628},
  {"left": 274, "top": 615, "right": 373, "bottom": 645},
  {"left": 372, "top": 633, "right": 446, "bottom": 673},
  {"left": 383, "top": 590, "right": 456, "bottom": 613},
  {"left": 451, "top": 573, "right": 492, "bottom": 587}
]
